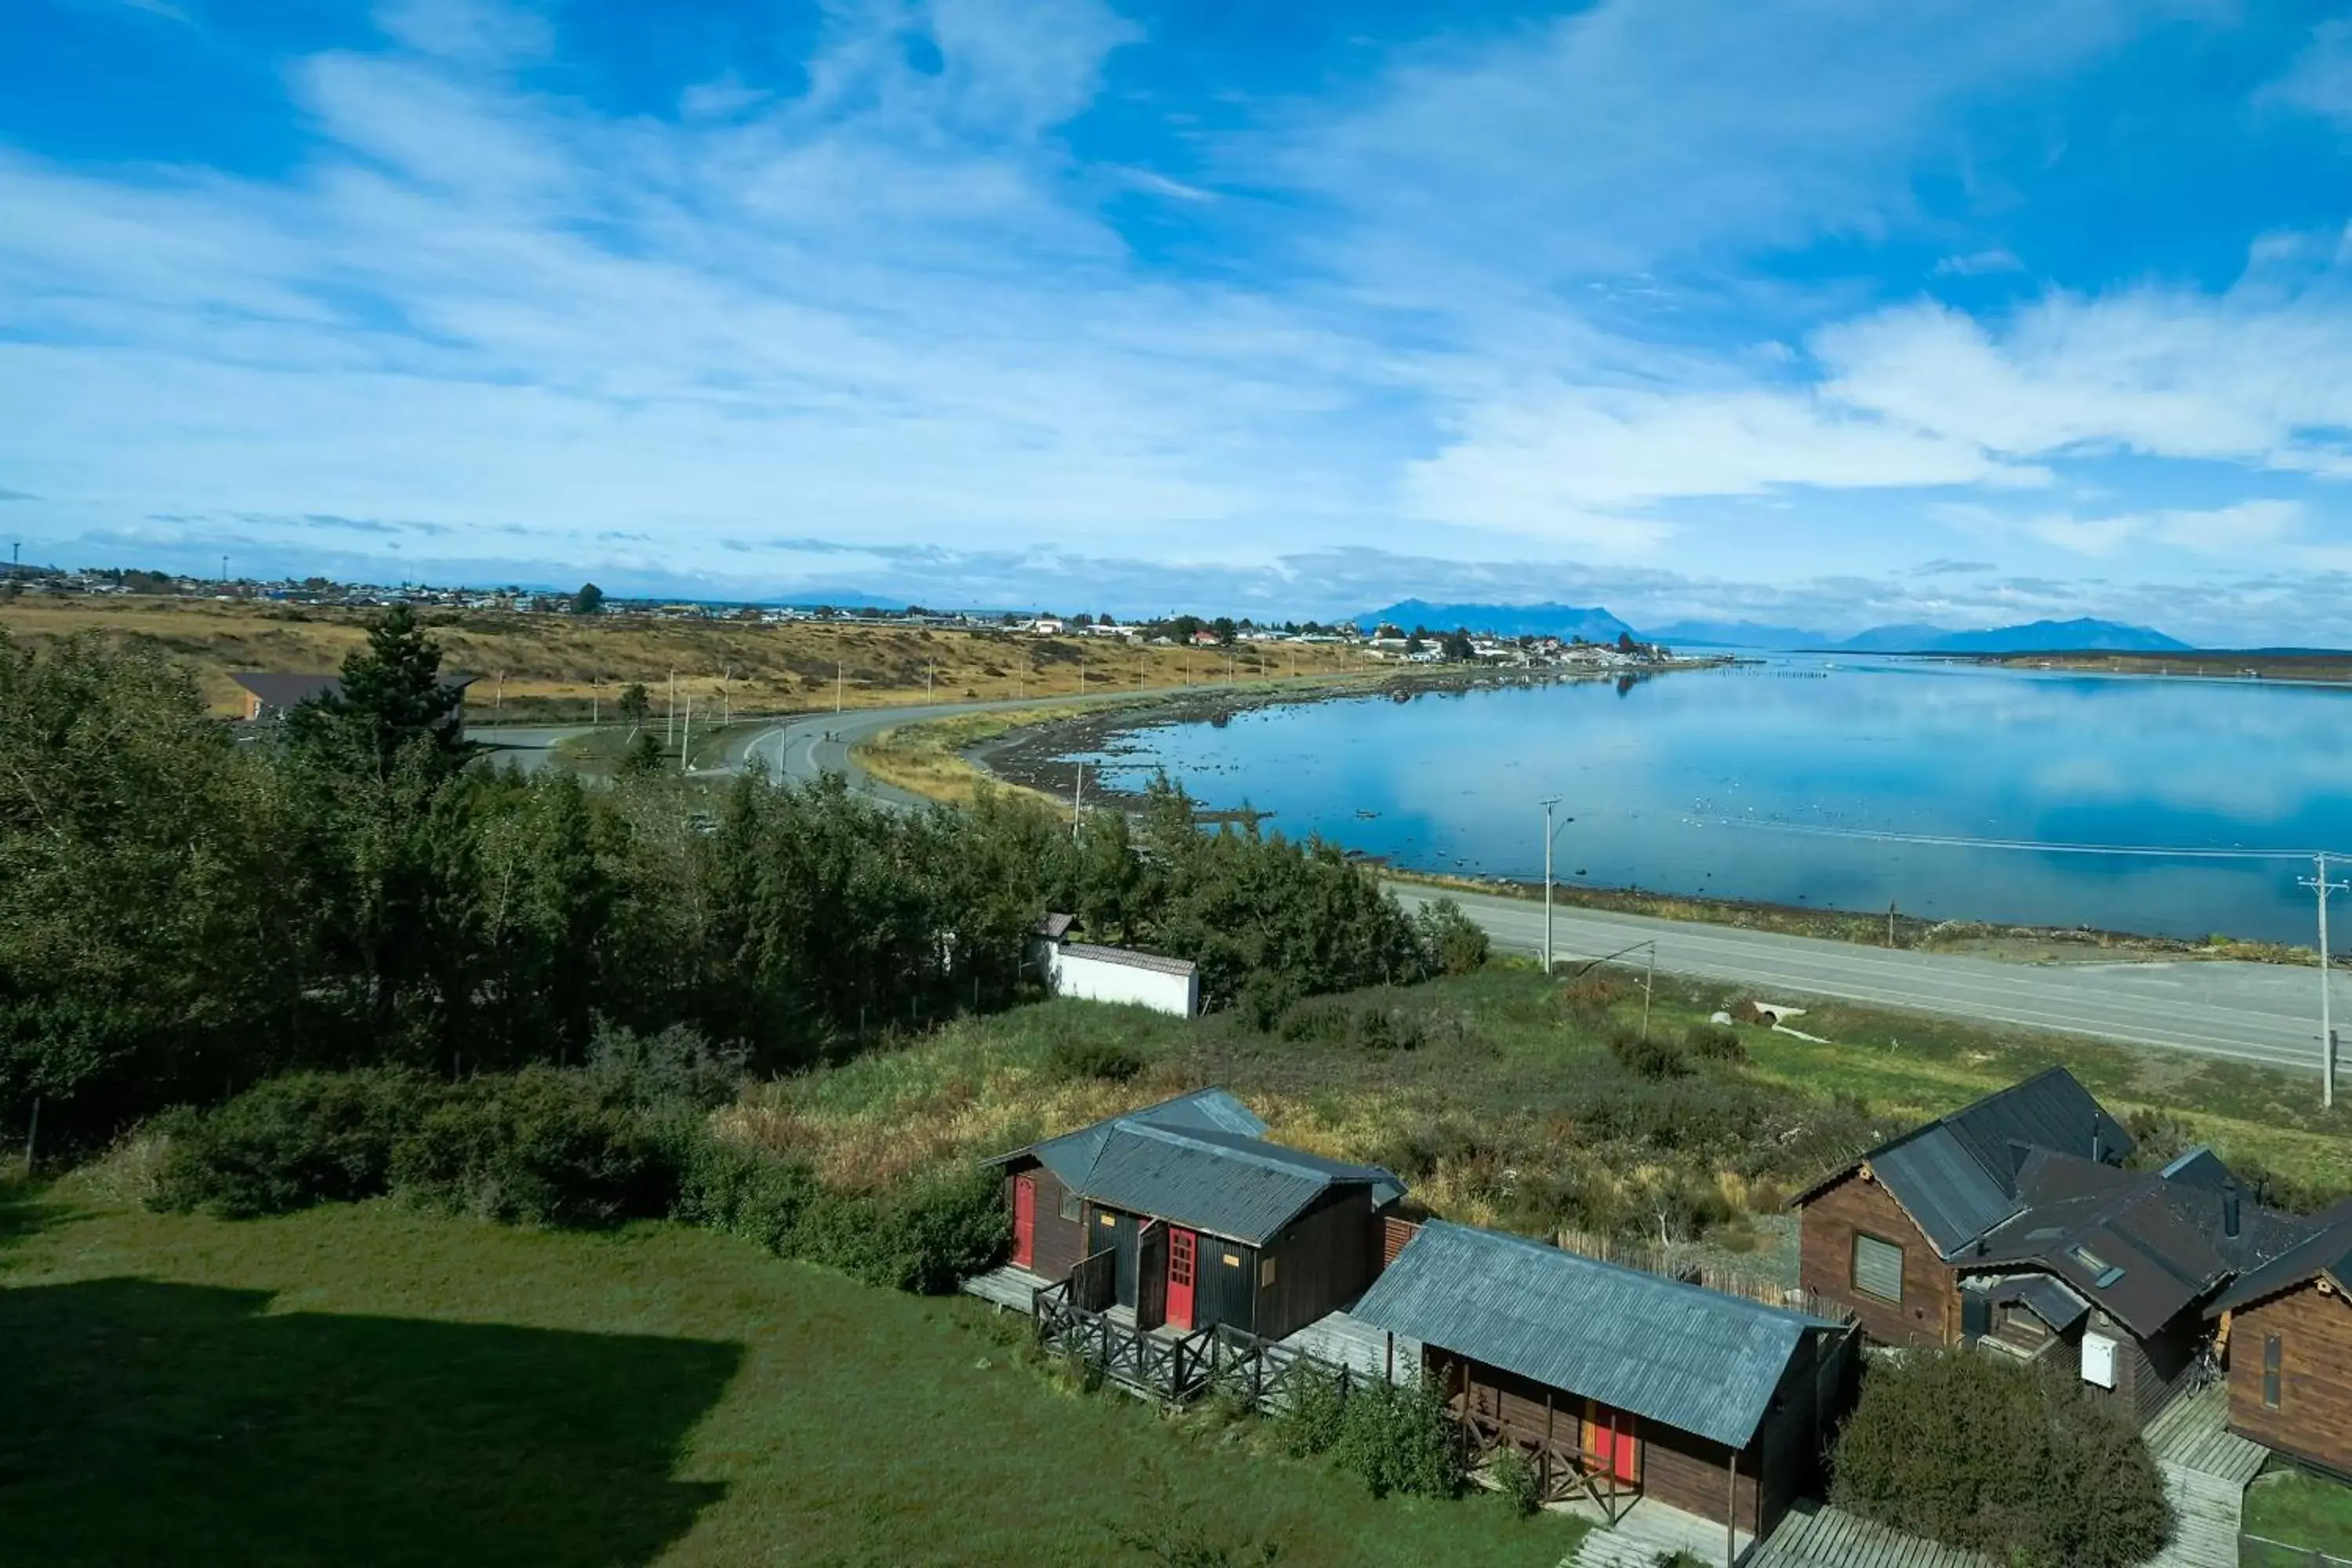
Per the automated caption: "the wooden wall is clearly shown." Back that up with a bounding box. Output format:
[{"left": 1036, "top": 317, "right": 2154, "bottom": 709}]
[
  {"left": 1004, "top": 1158, "right": 1088, "bottom": 1282},
  {"left": 2091, "top": 1308, "right": 2201, "bottom": 1430},
  {"left": 1421, "top": 1330, "right": 1853, "bottom": 1537},
  {"left": 2228, "top": 1281, "right": 2352, "bottom": 1475},
  {"left": 1797, "top": 1168, "right": 1958, "bottom": 1345},
  {"left": 1256, "top": 1185, "right": 1379, "bottom": 1341}
]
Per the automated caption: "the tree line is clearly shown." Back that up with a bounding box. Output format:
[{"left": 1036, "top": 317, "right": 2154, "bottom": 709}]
[{"left": 0, "top": 611, "right": 1481, "bottom": 1156}]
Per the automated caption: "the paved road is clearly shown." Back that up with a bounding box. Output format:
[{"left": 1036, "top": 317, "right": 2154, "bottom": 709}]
[
  {"left": 1385, "top": 885, "right": 2334, "bottom": 1077},
  {"left": 469, "top": 724, "right": 597, "bottom": 773},
  {"left": 506, "top": 695, "right": 2343, "bottom": 1081}
]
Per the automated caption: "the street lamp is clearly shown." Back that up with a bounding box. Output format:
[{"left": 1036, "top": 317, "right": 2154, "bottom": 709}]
[
  {"left": 1541, "top": 798, "right": 1574, "bottom": 973},
  {"left": 2302, "top": 853, "right": 2348, "bottom": 1109}
]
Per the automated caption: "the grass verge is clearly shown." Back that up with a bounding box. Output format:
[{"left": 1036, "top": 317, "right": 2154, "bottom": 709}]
[{"left": 2244, "top": 1466, "right": 2352, "bottom": 1561}]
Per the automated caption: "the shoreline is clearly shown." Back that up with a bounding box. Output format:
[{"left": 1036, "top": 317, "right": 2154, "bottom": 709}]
[{"left": 895, "top": 677, "right": 2332, "bottom": 971}]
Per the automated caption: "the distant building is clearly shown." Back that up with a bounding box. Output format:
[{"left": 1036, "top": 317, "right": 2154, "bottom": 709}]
[
  {"left": 1029, "top": 913, "right": 1198, "bottom": 1016},
  {"left": 229, "top": 672, "right": 477, "bottom": 731}
]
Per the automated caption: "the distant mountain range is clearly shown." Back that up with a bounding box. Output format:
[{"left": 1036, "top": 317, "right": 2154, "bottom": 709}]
[
  {"left": 1357, "top": 599, "right": 1635, "bottom": 642},
  {"left": 1367, "top": 601, "right": 2192, "bottom": 655}
]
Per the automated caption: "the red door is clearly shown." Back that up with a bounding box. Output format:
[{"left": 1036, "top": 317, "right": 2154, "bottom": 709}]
[
  {"left": 1167, "top": 1228, "right": 1197, "bottom": 1329},
  {"left": 1012, "top": 1176, "right": 1036, "bottom": 1269}
]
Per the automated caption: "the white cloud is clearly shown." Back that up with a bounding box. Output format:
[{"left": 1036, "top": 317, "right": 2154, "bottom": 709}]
[
  {"left": 1933, "top": 248, "right": 2024, "bottom": 277},
  {"left": 374, "top": 0, "right": 554, "bottom": 67},
  {"left": 2263, "top": 20, "right": 2352, "bottom": 129},
  {"left": 1937, "top": 499, "right": 2308, "bottom": 560}
]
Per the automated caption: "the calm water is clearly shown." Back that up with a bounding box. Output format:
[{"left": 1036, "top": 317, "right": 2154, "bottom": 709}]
[{"left": 1064, "top": 657, "right": 2352, "bottom": 944}]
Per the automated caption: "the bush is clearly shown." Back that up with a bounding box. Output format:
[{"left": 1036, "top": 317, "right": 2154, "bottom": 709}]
[
  {"left": 1275, "top": 1364, "right": 1350, "bottom": 1458},
  {"left": 1414, "top": 898, "right": 1490, "bottom": 976},
  {"left": 1333, "top": 1380, "right": 1461, "bottom": 1500},
  {"left": 1606, "top": 1026, "right": 1689, "bottom": 1081},
  {"left": 1044, "top": 1034, "right": 1145, "bottom": 1083},
  {"left": 670, "top": 1134, "right": 821, "bottom": 1252},
  {"left": 150, "top": 1070, "right": 427, "bottom": 1218},
  {"left": 1486, "top": 1444, "right": 1541, "bottom": 1516},
  {"left": 1559, "top": 971, "right": 1631, "bottom": 1011},
  {"left": 1831, "top": 1348, "right": 2170, "bottom": 1568},
  {"left": 1682, "top": 1022, "right": 1747, "bottom": 1063},
  {"left": 587, "top": 1020, "right": 748, "bottom": 1110},
  {"left": 390, "top": 1066, "right": 686, "bottom": 1227}
]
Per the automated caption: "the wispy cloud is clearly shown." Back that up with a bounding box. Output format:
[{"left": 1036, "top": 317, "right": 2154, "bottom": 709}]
[
  {"left": 1933, "top": 248, "right": 2024, "bottom": 277},
  {"left": 2263, "top": 20, "right": 2352, "bottom": 130}
]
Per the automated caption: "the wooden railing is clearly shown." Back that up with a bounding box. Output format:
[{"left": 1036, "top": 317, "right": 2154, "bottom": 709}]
[
  {"left": 1452, "top": 1399, "right": 1640, "bottom": 1523},
  {"left": 1033, "top": 1298, "right": 1357, "bottom": 1414},
  {"left": 1070, "top": 1247, "right": 1116, "bottom": 1312}
]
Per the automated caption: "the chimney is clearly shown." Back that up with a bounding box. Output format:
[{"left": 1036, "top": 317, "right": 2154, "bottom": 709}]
[
  {"left": 2224, "top": 1181, "right": 2241, "bottom": 1240},
  {"left": 2090, "top": 1117, "right": 2103, "bottom": 1165}
]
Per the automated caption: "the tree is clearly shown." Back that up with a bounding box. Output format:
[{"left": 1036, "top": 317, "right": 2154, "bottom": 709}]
[
  {"left": 1212, "top": 616, "right": 1237, "bottom": 646},
  {"left": 1442, "top": 628, "right": 1475, "bottom": 662},
  {"left": 1616, "top": 630, "right": 1639, "bottom": 655},
  {"left": 285, "top": 606, "right": 474, "bottom": 783},
  {"left": 618, "top": 731, "right": 666, "bottom": 776},
  {"left": 1404, "top": 633, "right": 1425, "bottom": 657},
  {"left": 1831, "top": 1347, "right": 2170, "bottom": 1568},
  {"left": 572, "top": 583, "right": 605, "bottom": 615},
  {"left": 618, "top": 681, "right": 651, "bottom": 738}
]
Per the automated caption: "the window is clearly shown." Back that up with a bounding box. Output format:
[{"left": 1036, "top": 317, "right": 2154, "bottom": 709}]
[
  {"left": 1060, "top": 1189, "right": 1081, "bottom": 1222},
  {"left": 1851, "top": 1234, "right": 1904, "bottom": 1303},
  {"left": 1259, "top": 1257, "right": 1278, "bottom": 1290},
  {"left": 2263, "top": 1334, "right": 2282, "bottom": 1410}
]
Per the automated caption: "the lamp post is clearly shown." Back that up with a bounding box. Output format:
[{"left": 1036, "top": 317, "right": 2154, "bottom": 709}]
[
  {"left": 1540, "top": 798, "right": 1573, "bottom": 973},
  {"left": 2302, "top": 852, "right": 2348, "bottom": 1108}
]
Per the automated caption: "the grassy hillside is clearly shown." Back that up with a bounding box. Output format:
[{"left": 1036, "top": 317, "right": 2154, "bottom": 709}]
[
  {"left": 718, "top": 964, "right": 2352, "bottom": 1244},
  {"left": 0, "top": 1191, "right": 1580, "bottom": 1568},
  {"left": 0, "top": 596, "right": 1375, "bottom": 720}
]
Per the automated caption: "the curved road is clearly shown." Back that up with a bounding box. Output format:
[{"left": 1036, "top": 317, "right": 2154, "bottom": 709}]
[{"left": 503, "top": 695, "right": 2343, "bottom": 1082}]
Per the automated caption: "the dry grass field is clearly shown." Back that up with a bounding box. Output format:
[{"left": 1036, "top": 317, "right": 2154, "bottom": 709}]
[{"left": 0, "top": 596, "right": 1378, "bottom": 719}]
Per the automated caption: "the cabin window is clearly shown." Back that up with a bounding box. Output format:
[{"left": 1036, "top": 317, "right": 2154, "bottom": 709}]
[
  {"left": 1059, "top": 1189, "right": 1081, "bottom": 1222},
  {"left": 1852, "top": 1233, "right": 1904, "bottom": 1303},
  {"left": 2263, "top": 1335, "right": 2282, "bottom": 1410},
  {"left": 1259, "top": 1257, "right": 1278, "bottom": 1290}
]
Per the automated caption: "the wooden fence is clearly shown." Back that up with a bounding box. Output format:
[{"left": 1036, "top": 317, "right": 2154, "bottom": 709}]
[{"left": 1553, "top": 1225, "right": 1840, "bottom": 1316}]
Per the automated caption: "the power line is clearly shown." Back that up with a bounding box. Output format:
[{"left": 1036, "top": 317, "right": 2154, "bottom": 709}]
[{"left": 1700, "top": 818, "right": 2347, "bottom": 862}]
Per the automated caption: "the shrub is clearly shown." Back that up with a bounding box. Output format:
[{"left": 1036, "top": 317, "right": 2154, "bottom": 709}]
[
  {"left": 1559, "top": 970, "right": 1631, "bottom": 1011},
  {"left": 390, "top": 1066, "right": 683, "bottom": 1227},
  {"left": 1682, "top": 1022, "right": 1747, "bottom": 1063},
  {"left": 1333, "top": 1380, "right": 1461, "bottom": 1500},
  {"left": 150, "top": 1070, "right": 426, "bottom": 1218},
  {"left": 1414, "top": 898, "right": 1490, "bottom": 976},
  {"left": 1606, "top": 1026, "right": 1689, "bottom": 1081},
  {"left": 1486, "top": 1444, "right": 1541, "bottom": 1516},
  {"left": 587, "top": 1020, "right": 748, "bottom": 1110},
  {"left": 671, "top": 1134, "right": 820, "bottom": 1252},
  {"left": 1044, "top": 1034, "right": 1145, "bottom": 1083},
  {"left": 788, "top": 1161, "right": 1009, "bottom": 1294},
  {"left": 1275, "top": 1364, "right": 1350, "bottom": 1458},
  {"left": 1277, "top": 999, "right": 1352, "bottom": 1044},
  {"left": 1831, "top": 1348, "right": 2170, "bottom": 1568}
]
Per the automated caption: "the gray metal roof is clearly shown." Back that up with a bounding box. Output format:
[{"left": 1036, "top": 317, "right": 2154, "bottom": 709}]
[
  {"left": 2209, "top": 1208, "right": 2352, "bottom": 1315},
  {"left": 1350, "top": 1221, "right": 1835, "bottom": 1450},
  {"left": 1057, "top": 941, "right": 1197, "bottom": 977},
  {"left": 1983, "top": 1272, "right": 2091, "bottom": 1333},
  {"left": 1852, "top": 1068, "right": 2134, "bottom": 1259},
  {"left": 2158, "top": 1145, "right": 2238, "bottom": 1194},
  {"left": 1020, "top": 1089, "right": 1394, "bottom": 1245}
]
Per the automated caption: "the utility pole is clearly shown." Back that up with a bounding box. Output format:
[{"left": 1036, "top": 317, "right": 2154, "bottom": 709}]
[
  {"left": 925, "top": 662, "right": 933, "bottom": 699},
  {"left": 721, "top": 666, "right": 732, "bottom": 726},
  {"left": 681, "top": 695, "right": 692, "bottom": 771},
  {"left": 834, "top": 660, "right": 843, "bottom": 714},
  {"left": 590, "top": 677, "right": 599, "bottom": 726},
  {"left": 1073, "top": 764, "right": 1085, "bottom": 841},
  {"left": 666, "top": 670, "right": 676, "bottom": 746},
  {"left": 1540, "top": 798, "right": 1572, "bottom": 973},
  {"left": 2303, "top": 853, "right": 2348, "bottom": 1108}
]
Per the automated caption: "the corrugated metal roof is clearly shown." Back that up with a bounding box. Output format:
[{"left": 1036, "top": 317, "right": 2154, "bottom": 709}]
[
  {"left": 1033, "top": 912, "right": 1076, "bottom": 940},
  {"left": 1349, "top": 1221, "right": 1833, "bottom": 1450},
  {"left": 1057, "top": 942, "right": 1197, "bottom": 977},
  {"left": 1022, "top": 1089, "right": 1393, "bottom": 1244},
  {"left": 1856, "top": 1068, "right": 2135, "bottom": 1259}
]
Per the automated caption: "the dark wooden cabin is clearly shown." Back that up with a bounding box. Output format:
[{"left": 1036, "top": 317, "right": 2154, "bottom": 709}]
[
  {"left": 1792, "top": 1066, "right": 2134, "bottom": 1347},
  {"left": 1797, "top": 1068, "right": 2331, "bottom": 1432},
  {"left": 2209, "top": 1210, "right": 2352, "bottom": 1478},
  {"left": 1351, "top": 1221, "right": 1860, "bottom": 1548},
  {"left": 989, "top": 1089, "right": 1403, "bottom": 1341}
]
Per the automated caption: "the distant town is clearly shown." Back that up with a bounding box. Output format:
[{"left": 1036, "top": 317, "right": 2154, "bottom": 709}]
[{"left": 0, "top": 561, "right": 1682, "bottom": 671}]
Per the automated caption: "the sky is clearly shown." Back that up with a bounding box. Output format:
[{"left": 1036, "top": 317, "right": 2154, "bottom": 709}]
[{"left": 4, "top": 0, "right": 2352, "bottom": 639}]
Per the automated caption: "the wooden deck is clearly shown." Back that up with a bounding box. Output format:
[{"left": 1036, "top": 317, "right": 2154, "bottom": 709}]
[
  {"left": 960, "top": 1261, "right": 1051, "bottom": 1313},
  {"left": 2140, "top": 1385, "right": 2264, "bottom": 1568},
  {"left": 1749, "top": 1500, "right": 1988, "bottom": 1568},
  {"left": 1565, "top": 1495, "right": 1751, "bottom": 1568}
]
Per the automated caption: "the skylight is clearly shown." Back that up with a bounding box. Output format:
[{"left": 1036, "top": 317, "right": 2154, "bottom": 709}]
[{"left": 2070, "top": 1244, "right": 2125, "bottom": 1288}]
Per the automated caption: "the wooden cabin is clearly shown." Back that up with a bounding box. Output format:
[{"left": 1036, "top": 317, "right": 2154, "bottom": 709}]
[
  {"left": 2209, "top": 1212, "right": 2352, "bottom": 1478},
  {"left": 1350, "top": 1221, "right": 1860, "bottom": 1547},
  {"left": 989, "top": 1089, "right": 1404, "bottom": 1340},
  {"left": 1792, "top": 1067, "right": 2135, "bottom": 1347}
]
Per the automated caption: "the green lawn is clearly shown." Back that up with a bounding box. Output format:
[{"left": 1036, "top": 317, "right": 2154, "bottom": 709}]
[
  {"left": 2243, "top": 1465, "right": 2352, "bottom": 1563},
  {"left": 0, "top": 1189, "right": 1584, "bottom": 1568}
]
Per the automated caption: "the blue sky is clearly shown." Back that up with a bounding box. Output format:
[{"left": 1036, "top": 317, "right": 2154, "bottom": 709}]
[{"left": 4, "top": 0, "right": 2352, "bottom": 639}]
